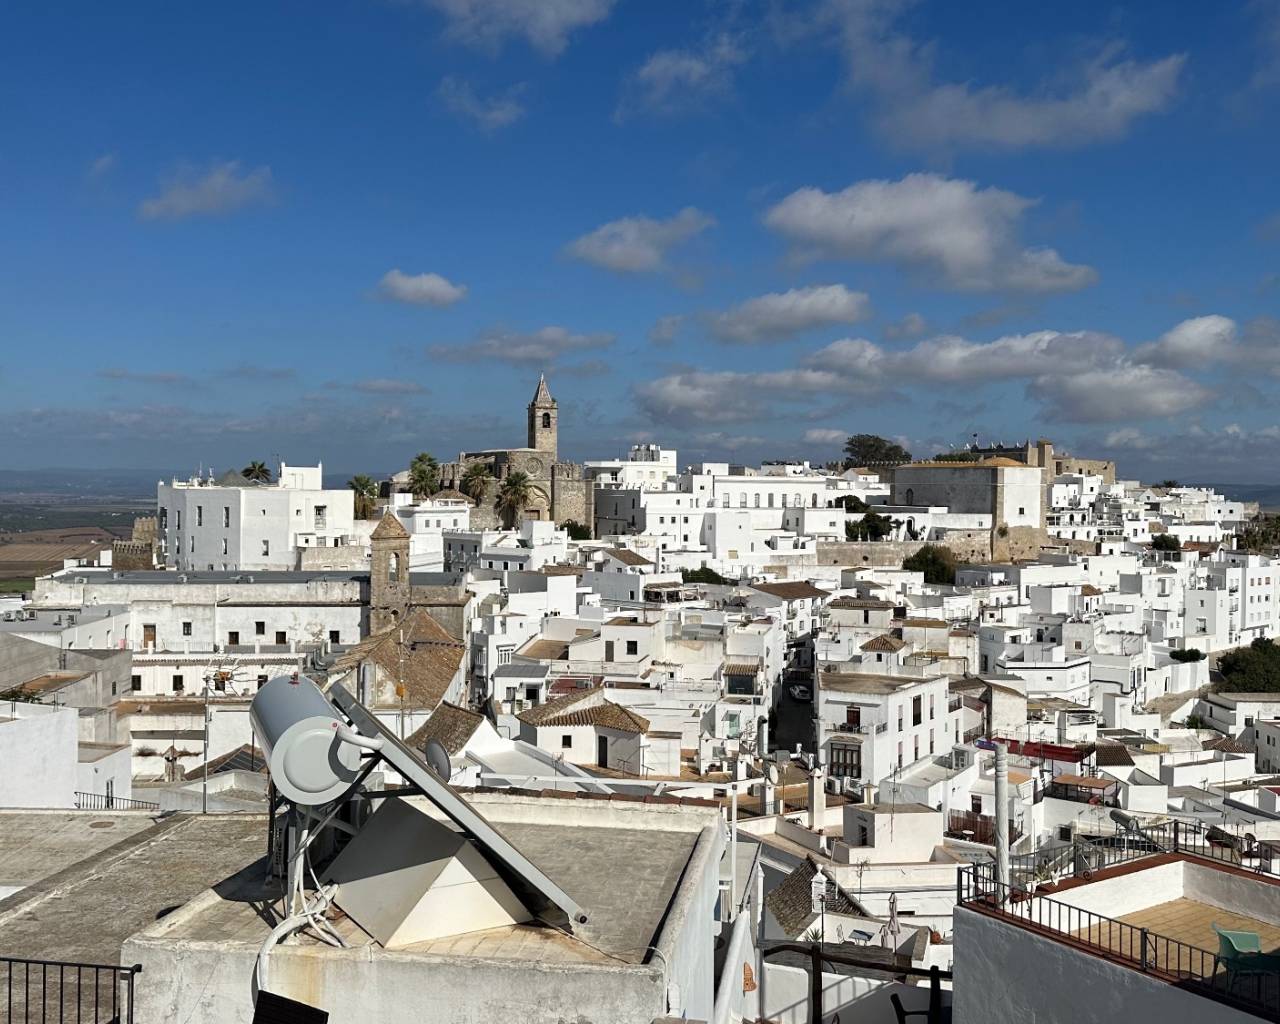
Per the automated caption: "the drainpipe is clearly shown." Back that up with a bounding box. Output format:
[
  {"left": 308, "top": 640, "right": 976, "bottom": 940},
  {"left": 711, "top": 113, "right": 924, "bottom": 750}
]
[{"left": 995, "top": 741, "right": 1010, "bottom": 901}]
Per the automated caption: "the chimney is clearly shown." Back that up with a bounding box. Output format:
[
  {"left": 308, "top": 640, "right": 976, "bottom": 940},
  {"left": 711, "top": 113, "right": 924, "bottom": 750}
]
[{"left": 807, "top": 765, "right": 825, "bottom": 831}]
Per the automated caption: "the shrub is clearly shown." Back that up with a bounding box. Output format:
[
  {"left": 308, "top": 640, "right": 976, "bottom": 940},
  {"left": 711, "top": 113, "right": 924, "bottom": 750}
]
[
  {"left": 902, "top": 544, "right": 958, "bottom": 585},
  {"left": 1169, "top": 648, "right": 1205, "bottom": 663}
]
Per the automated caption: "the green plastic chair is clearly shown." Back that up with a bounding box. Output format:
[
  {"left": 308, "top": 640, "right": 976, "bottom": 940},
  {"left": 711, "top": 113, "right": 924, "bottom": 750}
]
[{"left": 1213, "top": 923, "right": 1280, "bottom": 989}]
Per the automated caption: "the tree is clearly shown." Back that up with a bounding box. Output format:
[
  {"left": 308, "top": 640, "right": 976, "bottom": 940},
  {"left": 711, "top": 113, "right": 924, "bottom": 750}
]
[
  {"left": 1157, "top": 479, "right": 1180, "bottom": 488},
  {"left": 1151, "top": 533, "right": 1181, "bottom": 552},
  {"left": 902, "top": 544, "right": 958, "bottom": 585},
  {"left": 347, "top": 474, "right": 378, "bottom": 519},
  {"left": 408, "top": 453, "right": 439, "bottom": 499},
  {"left": 560, "top": 519, "right": 591, "bottom": 540},
  {"left": 1169, "top": 648, "right": 1205, "bottom": 663},
  {"left": 1215, "top": 638, "right": 1280, "bottom": 693},
  {"left": 845, "top": 511, "right": 893, "bottom": 541},
  {"left": 682, "top": 565, "right": 730, "bottom": 585},
  {"left": 460, "top": 462, "right": 493, "bottom": 504},
  {"left": 242, "top": 460, "right": 272, "bottom": 482},
  {"left": 496, "top": 471, "right": 532, "bottom": 527},
  {"left": 1239, "top": 514, "right": 1280, "bottom": 553},
  {"left": 843, "top": 434, "right": 911, "bottom": 468},
  {"left": 931, "top": 450, "right": 981, "bottom": 463},
  {"left": 832, "top": 494, "right": 869, "bottom": 513}
]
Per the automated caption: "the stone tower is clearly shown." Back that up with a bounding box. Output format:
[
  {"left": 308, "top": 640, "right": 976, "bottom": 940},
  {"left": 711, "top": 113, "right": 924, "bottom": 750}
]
[
  {"left": 527, "top": 374, "right": 557, "bottom": 458},
  {"left": 369, "top": 511, "right": 410, "bottom": 634}
]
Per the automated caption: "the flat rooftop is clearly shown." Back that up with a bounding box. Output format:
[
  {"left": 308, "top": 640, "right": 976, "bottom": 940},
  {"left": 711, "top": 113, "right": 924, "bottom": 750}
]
[{"left": 45, "top": 569, "right": 368, "bottom": 585}]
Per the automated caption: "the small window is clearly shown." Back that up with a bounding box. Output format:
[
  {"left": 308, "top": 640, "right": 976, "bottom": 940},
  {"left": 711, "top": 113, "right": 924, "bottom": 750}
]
[
  {"left": 275, "top": 631, "right": 287, "bottom": 645},
  {"left": 182, "top": 621, "right": 192, "bottom": 636},
  {"left": 223, "top": 506, "right": 230, "bottom": 527},
  {"left": 196, "top": 505, "right": 203, "bottom": 527},
  {"left": 221, "top": 538, "right": 228, "bottom": 555},
  {"left": 329, "top": 630, "right": 340, "bottom": 644},
  {"left": 262, "top": 539, "right": 270, "bottom": 556},
  {"left": 228, "top": 630, "right": 240, "bottom": 645},
  {"left": 111, "top": 679, "right": 118, "bottom": 696},
  {"left": 130, "top": 674, "right": 142, "bottom": 692},
  {"left": 561, "top": 734, "right": 572, "bottom": 748},
  {"left": 542, "top": 412, "right": 551, "bottom": 429},
  {"left": 257, "top": 674, "right": 269, "bottom": 688},
  {"left": 172, "top": 674, "right": 184, "bottom": 693},
  {"left": 255, "top": 621, "right": 265, "bottom": 635},
  {"left": 626, "top": 640, "right": 638, "bottom": 655}
]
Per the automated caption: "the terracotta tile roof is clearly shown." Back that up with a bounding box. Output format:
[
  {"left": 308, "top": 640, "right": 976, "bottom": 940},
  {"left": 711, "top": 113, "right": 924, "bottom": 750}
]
[
  {"left": 604, "top": 547, "right": 654, "bottom": 567},
  {"left": 331, "top": 609, "right": 464, "bottom": 710},
  {"left": 534, "top": 701, "right": 650, "bottom": 734},
  {"left": 519, "top": 636, "right": 572, "bottom": 660},
  {"left": 405, "top": 701, "right": 485, "bottom": 755},
  {"left": 431, "top": 488, "right": 475, "bottom": 504},
  {"left": 1080, "top": 584, "right": 1105, "bottom": 597},
  {"left": 516, "top": 687, "right": 599, "bottom": 725},
  {"left": 539, "top": 564, "right": 584, "bottom": 577},
  {"left": 829, "top": 597, "right": 895, "bottom": 610},
  {"left": 1093, "top": 743, "right": 1135, "bottom": 767},
  {"left": 899, "top": 617, "right": 949, "bottom": 629},
  {"left": 184, "top": 743, "right": 267, "bottom": 780},
  {"left": 860, "top": 634, "right": 906, "bottom": 653},
  {"left": 752, "top": 581, "right": 831, "bottom": 601},
  {"left": 766, "top": 856, "right": 865, "bottom": 936},
  {"left": 723, "top": 657, "right": 761, "bottom": 675},
  {"left": 1202, "top": 735, "right": 1255, "bottom": 755}
]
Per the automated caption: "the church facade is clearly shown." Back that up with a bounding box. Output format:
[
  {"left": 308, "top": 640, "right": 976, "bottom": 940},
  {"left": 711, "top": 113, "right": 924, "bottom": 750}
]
[{"left": 438, "top": 375, "right": 590, "bottom": 531}]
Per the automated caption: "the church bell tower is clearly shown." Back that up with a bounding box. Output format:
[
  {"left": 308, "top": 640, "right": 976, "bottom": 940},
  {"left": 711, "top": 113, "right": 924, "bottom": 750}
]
[{"left": 527, "top": 374, "right": 558, "bottom": 459}]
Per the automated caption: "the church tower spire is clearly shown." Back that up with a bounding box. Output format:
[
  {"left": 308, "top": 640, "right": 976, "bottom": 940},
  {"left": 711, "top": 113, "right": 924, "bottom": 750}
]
[{"left": 527, "top": 373, "right": 557, "bottom": 458}]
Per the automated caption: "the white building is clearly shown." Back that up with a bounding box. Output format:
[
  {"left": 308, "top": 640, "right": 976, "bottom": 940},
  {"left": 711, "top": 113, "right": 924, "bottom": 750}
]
[{"left": 158, "top": 462, "right": 355, "bottom": 571}]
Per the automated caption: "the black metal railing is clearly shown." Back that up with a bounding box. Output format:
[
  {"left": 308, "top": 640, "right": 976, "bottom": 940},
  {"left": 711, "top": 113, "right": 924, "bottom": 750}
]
[
  {"left": 1, "top": 957, "right": 140, "bottom": 1023},
  {"left": 958, "top": 863, "right": 1279, "bottom": 1019},
  {"left": 73, "top": 792, "right": 160, "bottom": 812}
]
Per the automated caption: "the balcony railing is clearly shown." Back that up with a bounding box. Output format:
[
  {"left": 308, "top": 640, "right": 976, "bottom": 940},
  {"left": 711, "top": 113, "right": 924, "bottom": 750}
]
[
  {"left": 957, "top": 862, "right": 1278, "bottom": 1020},
  {"left": 74, "top": 791, "right": 160, "bottom": 812},
  {"left": 1, "top": 956, "right": 141, "bottom": 1024}
]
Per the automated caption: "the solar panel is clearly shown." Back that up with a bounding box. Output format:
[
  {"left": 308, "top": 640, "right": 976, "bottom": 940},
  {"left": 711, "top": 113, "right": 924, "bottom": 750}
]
[{"left": 329, "top": 684, "right": 588, "bottom": 926}]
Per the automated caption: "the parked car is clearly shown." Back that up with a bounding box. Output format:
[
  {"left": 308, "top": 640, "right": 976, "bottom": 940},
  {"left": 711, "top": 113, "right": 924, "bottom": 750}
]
[{"left": 788, "top": 684, "right": 812, "bottom": 702}]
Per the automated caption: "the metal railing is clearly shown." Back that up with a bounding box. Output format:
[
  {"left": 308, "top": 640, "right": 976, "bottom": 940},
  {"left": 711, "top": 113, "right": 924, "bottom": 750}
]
[
  {"left": 73, "top": 792, "right": 160, "bottom": 812},
  {"left": 1, "top": 957, "right": 140, "bottom": 1023},
  {"left": 957, "top": 864, "right": 1278, "bottom": 1019}
]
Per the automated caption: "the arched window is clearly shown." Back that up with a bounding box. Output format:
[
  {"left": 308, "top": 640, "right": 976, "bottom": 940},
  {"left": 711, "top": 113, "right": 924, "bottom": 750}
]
[
  {"left": 739, "top": 493, "right": 747, "bottom": 508},
  {"left": 541, "top": 412, "right": 551, "bottom": 429},
  {"left": 905, "top": 488, "right": 914, "bottom": 506},
  {"left": 794, "top": 493, "right": 802, "bottom": 508},
  {"left": 811, "top": 493, "right": 818, "bottom": 507},
  {"left": 754, "top": 494, "right": 761, "bottom": 508},
  {"left": 388, "top": 552, "right": 400, "bottom": 583}
]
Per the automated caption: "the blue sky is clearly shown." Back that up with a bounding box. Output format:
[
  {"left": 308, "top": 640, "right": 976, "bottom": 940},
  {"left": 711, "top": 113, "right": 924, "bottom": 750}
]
[{"left": 2, "top": 0, "right": 1278, "bottom": 481}]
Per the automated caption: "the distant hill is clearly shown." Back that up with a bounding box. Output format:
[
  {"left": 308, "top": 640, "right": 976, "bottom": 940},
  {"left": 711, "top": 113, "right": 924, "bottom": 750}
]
[{"left": 0, "top": 468, "right": 168, "bottom": 499}]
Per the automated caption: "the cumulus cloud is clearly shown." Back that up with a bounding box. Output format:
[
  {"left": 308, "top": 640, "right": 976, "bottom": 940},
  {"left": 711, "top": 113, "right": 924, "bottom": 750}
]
[
  {"left": 138, "top": 161, "right": 274, "bottom": 221},
  {"left": 428, "top": 325, "right": 613, "bottom": 366},
  {"left": 377, "top": 269, "right": 468, "bottom": 307},
  {"left": 823, "top": 0, "right": 1185, "bottom": 152},
  {"left": 437, "top": 76, "right": 526, "bottom": 131},
  {"left": 420, "top": 0, "right": 614, "bottom": 57},
  {"left": 1134, "top": 315, "right": 1237, "bottom": 369},
  {"left": 1028, "top": 366, "right": 1213, "bottom": 423},
  {"left": 884, "top": 312, "right": 927, "bottom": 340},
  {"left": 567, "top": 207, "right": 713, "bottom": 273},
  {"left": 618, "top": 33, "right": 748, "bottom": 118},
  {"left": 764, "top": 173, "right": 1096, "bottom": 293},
  {"left": 804, "top": 428, "right": 847, "bottom": 445},
  {"left": 711, "top": 284, "right": 871, "bottom": 343},
  {"left": 636, "top": 316, "right": 1221, "bottom": 427}
]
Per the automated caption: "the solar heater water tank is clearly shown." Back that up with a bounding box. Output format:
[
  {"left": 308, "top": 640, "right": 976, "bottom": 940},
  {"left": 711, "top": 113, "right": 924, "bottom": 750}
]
[{"left": 250, "top": 674, "right": 363, "bottom": 806}]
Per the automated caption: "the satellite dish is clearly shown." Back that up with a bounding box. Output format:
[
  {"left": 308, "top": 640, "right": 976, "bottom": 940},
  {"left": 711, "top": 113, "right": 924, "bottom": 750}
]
[
  {"left": 766, "top": 763, "right": 780, "bottom": 785},
  {"left": 424, "top": 740, "right": 452, "bottom": 782}
]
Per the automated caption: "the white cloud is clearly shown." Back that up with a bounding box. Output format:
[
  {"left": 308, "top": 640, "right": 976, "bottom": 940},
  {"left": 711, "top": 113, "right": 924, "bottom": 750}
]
[
  {"left": 884, "top": 312, "right": 926, "bottom": 340},
  {"left": 436, "top": 77, "right": 526, "bottom": 132},
  {"left": 377, "top": 269, "right": 468, "bottom": 308},
  {"left": 823, "top": 0, "right": 1185, "bottom": 152},
  {"left": 87, "top": 153, "right": 117, "bottom": 179},
  {"left": 421, "top": 0, "right": 614, "bottom": 57},
  {"left": 429, "top": 325, "right": 613, "bottom": 365},
  {"left": 619, "top": 33, "right": 747, "bottom": 118},
  {"left": 1028, "top": 365, "right": 1213, "bottom": 423},
  {"left": 1134, "top": 315, "right": 1238, "bottom": 369},
  {"left": 764, "top": 173, "right": 1096, "bottom": 293},
  {"left": 650, "top": 314, "right": 685, "bottom": 345},
  {"left": 711, "top": 284, "right": 871, "bottom": 343},
  {"left": 351, "top": 378, "right": 428, "bottom": 395},
  {"left": 804, "top": 428, "right": 847, "bottom": 445},
  {"left": 567, "top": 207, "right": 713, "bottom": 273},
  {"left": 138, "top": 161, "right": 274, "bottom": 221}
]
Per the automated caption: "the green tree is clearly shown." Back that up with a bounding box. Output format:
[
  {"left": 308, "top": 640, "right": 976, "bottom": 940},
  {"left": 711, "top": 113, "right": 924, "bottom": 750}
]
[
  {"left": 843, "top": 434, "right": 911, "bottom": 469},
  {"left": 408, "top": 453, "right": 439, "bottom": 499},
  {"left": 242, "top": 460, "right": 272, "bottom": 482},
  {"left": 902, "top": 544, "right": 958, "bottom": 585},
  {"left": 1168, "top": 648, "right": 1205, "bottom": 663},
  {"left": 1215, "top": 638, "right": 1280, "bottom": 693},
  {"left": 496, "top": 471, "right": 533, "bottom": 527},
  {"left": 844, "top": 511, "right": 893, "bottom": 541},
  {"left": 560, "top": 519, "right": 592, "bottom": 540},
  {"left": 347, "top": 474, "right": 378, "bottom": 519},
  {"left": 931, "top": 450, "right": 981, "bottom": 462},
  {"left": 1157, "top": 479, "right": 1180, "bottom": 488},
  {"left": 1151, "top": 533, "right": 1181, "bottom": 552},
  {"left": 1239, "top": 514, "right": 1280, "bottom": 553},
  {"left": 460, "top": 462, "right": 493, "bottom": 504},
  {"left": 832, "top": 494, "right": 869, "bottom": 513},
  {"left": 682, "top": 565, "right": 731, "bottom": 585}
]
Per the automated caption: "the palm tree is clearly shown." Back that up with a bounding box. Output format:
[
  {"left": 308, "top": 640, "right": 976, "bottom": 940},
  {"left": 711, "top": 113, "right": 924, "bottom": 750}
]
[
  {"left": 495, "top": 471, "right": 532, "bottom": 527},
  {"left": 459, "top": 462, "right": 492, "bottom": 503},
  {"left": 348, "top": 474, "right": 378, "bottom": 519},
  {"left": 408, "top": 453, "right": 439, "bottom": 499},
  {"left": 242, "top": 460, "right": 271, "bottom": 483}
]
